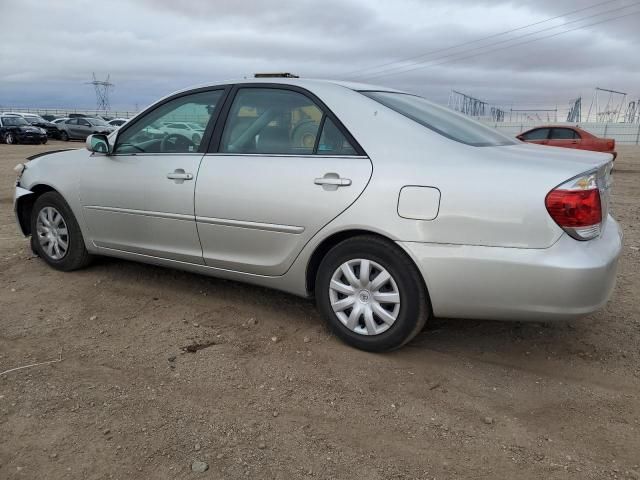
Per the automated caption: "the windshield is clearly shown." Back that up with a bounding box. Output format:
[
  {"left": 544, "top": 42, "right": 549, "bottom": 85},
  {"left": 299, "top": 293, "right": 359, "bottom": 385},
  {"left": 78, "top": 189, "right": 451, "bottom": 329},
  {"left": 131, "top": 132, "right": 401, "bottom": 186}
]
[
  {"left": 1, "top": 116, "right": 29, "bottom": 126},
  {"left": 88, "top": 118, "right": 109, "bottom": 126},
  {"left": 360, "top": 91, "right": 517, "bottom": 147}
]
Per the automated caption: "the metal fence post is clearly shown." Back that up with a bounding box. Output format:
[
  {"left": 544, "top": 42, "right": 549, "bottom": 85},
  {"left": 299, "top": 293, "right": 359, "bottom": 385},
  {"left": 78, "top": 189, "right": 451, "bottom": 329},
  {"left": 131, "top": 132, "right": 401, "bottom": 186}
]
[{"left": 636, "top": 123, "right": 640, "bottom": 145}]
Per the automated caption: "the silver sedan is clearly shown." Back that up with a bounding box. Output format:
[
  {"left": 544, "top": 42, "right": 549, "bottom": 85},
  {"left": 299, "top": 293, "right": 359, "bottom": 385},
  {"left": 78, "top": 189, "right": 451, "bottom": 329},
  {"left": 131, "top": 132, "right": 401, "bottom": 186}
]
[{"left": 13, "top": 78, "right": 623, "bottom": 351}]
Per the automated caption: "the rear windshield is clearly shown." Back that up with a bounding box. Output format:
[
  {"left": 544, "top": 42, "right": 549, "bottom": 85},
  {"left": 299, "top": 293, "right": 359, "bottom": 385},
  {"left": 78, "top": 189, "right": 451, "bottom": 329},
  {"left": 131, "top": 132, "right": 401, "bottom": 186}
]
[{"left": 360, "top": 91, "right": 517, "bottom": 147}]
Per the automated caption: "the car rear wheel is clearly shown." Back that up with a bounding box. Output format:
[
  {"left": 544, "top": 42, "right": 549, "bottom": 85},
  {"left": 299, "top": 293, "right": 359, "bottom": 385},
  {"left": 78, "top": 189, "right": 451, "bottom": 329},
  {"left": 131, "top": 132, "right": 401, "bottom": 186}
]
[
  {"left": 315, "top": 235, "right": 429, "bottom": 352},
  {"left": 60, "top": 131, "right": 69, "bottom": 141},
  {"left": 30, "top": 192, "right": 92, "bottom": 271},
  {"left": 5, "top": 133, "right": 16, "bottom": 144},
  {"left": 41, "top": 138, "right": 48, "bottom": 145}
]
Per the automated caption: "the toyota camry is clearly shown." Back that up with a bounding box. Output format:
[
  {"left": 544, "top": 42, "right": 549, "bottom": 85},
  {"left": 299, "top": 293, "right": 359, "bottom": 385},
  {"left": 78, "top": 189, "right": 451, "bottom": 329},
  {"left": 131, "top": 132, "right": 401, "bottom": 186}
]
[{"left": 13, "top": 77, "right": 623, "bottom": 351}]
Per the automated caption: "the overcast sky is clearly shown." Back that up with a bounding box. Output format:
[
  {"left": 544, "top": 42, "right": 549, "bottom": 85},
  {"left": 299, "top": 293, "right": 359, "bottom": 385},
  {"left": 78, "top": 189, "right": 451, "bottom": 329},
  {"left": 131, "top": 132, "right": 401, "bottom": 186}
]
[{"left": 1, "top": 0, "right": 639, "bottom": 114}]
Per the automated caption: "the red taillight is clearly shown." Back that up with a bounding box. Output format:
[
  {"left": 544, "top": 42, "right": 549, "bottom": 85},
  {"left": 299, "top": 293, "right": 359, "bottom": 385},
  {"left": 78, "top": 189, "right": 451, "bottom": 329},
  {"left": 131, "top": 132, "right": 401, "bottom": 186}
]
[
  {"left": 545, "top": 169, "right": 608, "bottom": 241},
  {"left": 545, "top": 189, "right": 601, "bottom": 227}
]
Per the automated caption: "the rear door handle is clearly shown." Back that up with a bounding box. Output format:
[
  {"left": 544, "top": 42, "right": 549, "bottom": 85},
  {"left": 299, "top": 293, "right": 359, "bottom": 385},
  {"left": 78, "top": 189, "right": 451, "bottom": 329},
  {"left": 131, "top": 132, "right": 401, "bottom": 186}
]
[
  {"left": 314, "top": 177, "right": 351, "bottom": 186},
  {"left": 314, "top": 173, "right": 352, "bottom": 191},
  {"left": 167, "top": 169, "right": 193, "bottom": 183}
]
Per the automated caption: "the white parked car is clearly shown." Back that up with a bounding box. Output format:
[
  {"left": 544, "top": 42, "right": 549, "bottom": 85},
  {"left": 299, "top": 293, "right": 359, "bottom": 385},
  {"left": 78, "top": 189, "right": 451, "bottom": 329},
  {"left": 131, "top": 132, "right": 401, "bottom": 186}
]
[
  {"left": 108, "top": 118, "right": 128, "bottom": 128},
  {"left": 160, "top": 121, "right": 205, "bottom": 144},
  {"left": 12, "top": 78, "right": 622, "bottom": 351}
]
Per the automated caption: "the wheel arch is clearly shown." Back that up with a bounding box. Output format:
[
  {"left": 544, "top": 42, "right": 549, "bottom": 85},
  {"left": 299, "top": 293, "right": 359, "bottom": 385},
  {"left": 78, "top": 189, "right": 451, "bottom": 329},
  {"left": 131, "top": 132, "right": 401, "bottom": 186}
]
[
  {"left": 305, "top": 229, "right": 432, "bottom": 313},
  {"left": 16, "top": 184, "right": 59, "bottom": 235}
]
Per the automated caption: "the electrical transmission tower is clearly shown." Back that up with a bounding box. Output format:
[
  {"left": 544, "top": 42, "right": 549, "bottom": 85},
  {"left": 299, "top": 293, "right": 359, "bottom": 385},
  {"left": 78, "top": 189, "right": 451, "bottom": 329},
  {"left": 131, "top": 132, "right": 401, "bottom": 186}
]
[
  {"left": 448, "top": 90, "right": 486, "bottom": 117},
  {"left": 586, "top": 87, "right": 626, "bottom": 123},
  {"left": 566, "top": 97, "right": 581, "bottom": 123},
  {"left": 448, "top": 90, "right": 504, "bottom": 121},
  {"left": 509, "top": 108, "right": 557, "bottom": 123},
  {"left": 624, "top": 100, "right": 640, "bottom": 124},
  {"left": 86, "top": 73, "right": 114, "bottom": 111}
]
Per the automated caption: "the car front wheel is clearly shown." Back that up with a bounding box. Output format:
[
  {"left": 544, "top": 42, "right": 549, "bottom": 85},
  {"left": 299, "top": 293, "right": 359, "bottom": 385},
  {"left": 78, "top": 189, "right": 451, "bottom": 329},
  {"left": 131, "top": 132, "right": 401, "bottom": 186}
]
[
  {"left": 30, "top": 192, "right": 92, "bottom": 271},
  {"left": 315, "top": 235, "right": 429, "bottom": 352}
]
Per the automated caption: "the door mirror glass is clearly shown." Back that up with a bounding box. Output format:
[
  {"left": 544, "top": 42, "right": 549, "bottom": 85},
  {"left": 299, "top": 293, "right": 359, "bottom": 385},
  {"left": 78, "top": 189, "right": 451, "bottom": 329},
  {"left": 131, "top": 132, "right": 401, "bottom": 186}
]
[{"left": 87, "top": 134, "right": 110, "bottom": 154}]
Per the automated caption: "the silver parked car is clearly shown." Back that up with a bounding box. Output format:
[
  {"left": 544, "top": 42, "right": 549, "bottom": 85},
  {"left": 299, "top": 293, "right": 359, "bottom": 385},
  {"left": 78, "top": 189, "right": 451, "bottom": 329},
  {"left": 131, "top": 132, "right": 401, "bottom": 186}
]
[
  {"left": 57, "top": 117, "right": 115, "bottom": 141},
  {"left": 13, "top": 78, "right": 622, "bottom": 351}
]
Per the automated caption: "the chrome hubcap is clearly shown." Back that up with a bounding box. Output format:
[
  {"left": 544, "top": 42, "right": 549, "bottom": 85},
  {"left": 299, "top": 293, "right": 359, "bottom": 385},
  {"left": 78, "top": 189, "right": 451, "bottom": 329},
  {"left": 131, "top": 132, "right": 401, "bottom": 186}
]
[
  {"left": 36, "top": 207, "right": 69, "bottom": 260},
  {"left": 329, "top": 259, "right": 401, "bottom": 336}
]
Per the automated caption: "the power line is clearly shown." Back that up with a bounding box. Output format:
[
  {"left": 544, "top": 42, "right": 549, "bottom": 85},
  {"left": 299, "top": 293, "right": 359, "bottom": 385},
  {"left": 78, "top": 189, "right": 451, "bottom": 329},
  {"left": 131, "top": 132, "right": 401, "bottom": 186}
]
[
  {"left": 342, "top": 0, "right": 621, "bottom": 79},
  {"left": 360, "top": 6, "right": 640, "bottom": 81}
]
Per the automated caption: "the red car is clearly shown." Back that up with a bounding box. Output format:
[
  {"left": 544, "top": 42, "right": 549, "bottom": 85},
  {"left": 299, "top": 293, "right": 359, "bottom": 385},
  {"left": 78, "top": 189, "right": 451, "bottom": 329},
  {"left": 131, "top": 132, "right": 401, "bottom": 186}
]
[{"left": 517, "top": 126, "right": 616, "bottom": 160}]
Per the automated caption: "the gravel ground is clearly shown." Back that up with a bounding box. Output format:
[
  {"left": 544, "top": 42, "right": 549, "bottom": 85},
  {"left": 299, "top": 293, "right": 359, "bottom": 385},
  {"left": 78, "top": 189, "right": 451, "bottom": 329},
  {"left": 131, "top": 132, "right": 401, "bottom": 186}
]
[{"left": 1, "top": 141, "right": 639, "bottom": 479}]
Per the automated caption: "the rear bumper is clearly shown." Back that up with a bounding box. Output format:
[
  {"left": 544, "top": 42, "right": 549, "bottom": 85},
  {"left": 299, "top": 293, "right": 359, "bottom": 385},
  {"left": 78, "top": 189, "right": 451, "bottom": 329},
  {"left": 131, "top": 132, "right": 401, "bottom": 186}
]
[{"left": 399, "top": 216, "right": 623, "bottom": 321}]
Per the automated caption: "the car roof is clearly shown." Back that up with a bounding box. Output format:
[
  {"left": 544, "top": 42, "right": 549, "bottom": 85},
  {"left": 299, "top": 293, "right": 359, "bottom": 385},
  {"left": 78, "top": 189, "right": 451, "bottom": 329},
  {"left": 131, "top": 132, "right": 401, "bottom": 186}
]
[
  {"left": 168, "top": 77, "right": 407, "bottom": 97},
  {"left": 525, "top": 125, "right": 581, "bottom": 130}
]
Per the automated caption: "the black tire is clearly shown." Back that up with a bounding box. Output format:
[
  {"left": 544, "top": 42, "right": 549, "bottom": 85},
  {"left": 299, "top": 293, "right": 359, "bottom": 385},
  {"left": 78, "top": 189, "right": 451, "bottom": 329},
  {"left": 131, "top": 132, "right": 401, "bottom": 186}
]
[
  {"left": 60, "top": 131, "right": 69, "bottom": 141},
  {"left": 41, "top": 137, "right": 48, "bottom": 145},
  {"left": 315, "top": 235, "right": 429, "bottom": 352},
  {"left": 30, "top": 192, "right": 92, "bottom": 271},
  {"left": 5, "top": 132, "right": 16, "bottom": 145}
]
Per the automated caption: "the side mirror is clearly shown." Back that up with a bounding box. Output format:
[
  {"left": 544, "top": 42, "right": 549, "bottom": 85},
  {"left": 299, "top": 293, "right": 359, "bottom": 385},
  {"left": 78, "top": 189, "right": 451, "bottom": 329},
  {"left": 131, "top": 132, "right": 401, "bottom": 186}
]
[{"left": 86, "top": 134, "right": 110, "bottom": 154}]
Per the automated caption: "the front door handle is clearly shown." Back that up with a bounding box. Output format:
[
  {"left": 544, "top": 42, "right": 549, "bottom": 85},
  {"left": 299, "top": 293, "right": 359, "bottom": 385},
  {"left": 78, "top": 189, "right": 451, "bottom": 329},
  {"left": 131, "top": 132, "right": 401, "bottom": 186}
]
[
  {"left": 314, "top": 173, "right": 352, "bottom": 191},
  {"left": 167, "top": 169, "right": 193, "bottom": 184}
]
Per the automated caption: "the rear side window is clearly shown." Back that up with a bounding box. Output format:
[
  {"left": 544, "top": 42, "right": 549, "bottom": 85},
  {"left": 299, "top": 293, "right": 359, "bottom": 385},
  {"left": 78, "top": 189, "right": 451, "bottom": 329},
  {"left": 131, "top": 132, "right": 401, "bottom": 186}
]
[
  {"left": 220, "top": 88, "right": 324, "bottom": 155},
  {"left": 521, "top": 128, "right": 550, "bottom": 140},
  {"left": 360, "top": 91, "right": 517, "bottom": 147},
  {"left": 317, "top": 118, "right": 357, "bottom": 155},
  {"left": 550, "top": 128, "right": 579, "bottom": 140}
]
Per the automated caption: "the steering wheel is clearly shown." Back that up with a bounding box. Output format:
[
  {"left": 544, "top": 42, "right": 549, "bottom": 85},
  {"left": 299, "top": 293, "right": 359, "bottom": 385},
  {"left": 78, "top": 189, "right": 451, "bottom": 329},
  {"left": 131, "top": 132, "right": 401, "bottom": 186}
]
[{"left": 160, "top": 133, "right": 195, "bottom": 153}]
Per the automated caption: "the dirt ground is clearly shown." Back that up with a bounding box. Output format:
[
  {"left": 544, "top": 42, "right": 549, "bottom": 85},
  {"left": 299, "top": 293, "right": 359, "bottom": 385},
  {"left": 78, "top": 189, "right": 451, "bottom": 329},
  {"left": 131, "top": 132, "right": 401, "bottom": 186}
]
[{"left": 0, "top": 140, "right": 639, "bottom": 480}]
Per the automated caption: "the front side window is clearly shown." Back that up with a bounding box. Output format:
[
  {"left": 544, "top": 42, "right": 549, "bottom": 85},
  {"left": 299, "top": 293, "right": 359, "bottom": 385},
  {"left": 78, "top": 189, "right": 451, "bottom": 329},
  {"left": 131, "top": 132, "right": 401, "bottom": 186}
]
[
  {"left": 114, "top": 89, "right": 224, "bottom": 154},
  {"left": 521, "top": 128, "right": 550, "bottom": 141},
  {"left": 220, "top": 88, "right": 324, "bottom": 155},
  {"left": 361, "top": 91, "right": 517, "bottom": 147}
]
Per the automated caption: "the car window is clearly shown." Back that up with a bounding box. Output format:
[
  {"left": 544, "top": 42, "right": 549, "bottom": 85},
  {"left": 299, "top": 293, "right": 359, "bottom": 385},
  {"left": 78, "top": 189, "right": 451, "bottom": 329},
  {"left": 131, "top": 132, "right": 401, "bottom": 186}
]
[
  {"left": 360, "top": 91, "right": 517, "bottom": 147},
  {"left": 89, "top": 118, "right": 108, "bottom": 126},
  {"left": 317, "top": 117, "right": 357, "bottom": 155},
  {"left": 220, "top": 88, "right": 324, "bottom": 155},
  {"left": 550, "top": 128, "right": 578, "bottom": 140},
  {"left": 114, "top": 89, "right": 224, "bottom": 154},
  {"left": 79, "top": 119, "right": 91, "bottom": 126},
  {"left": 521, "top": 128, "right": 550, "bottom": 141},
  {"left": 66, "top": 119, "right": 78, "bottom": 125},
  {"left": 1, "top": 116, "right": 28, "bottom": 126}
]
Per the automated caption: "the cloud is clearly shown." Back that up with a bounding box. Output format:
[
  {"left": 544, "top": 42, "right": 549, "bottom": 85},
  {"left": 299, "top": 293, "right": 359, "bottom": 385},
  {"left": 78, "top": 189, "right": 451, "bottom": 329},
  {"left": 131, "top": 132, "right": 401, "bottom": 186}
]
[{"left": 0, "top": 0, "right": 638, "bottom": 111}]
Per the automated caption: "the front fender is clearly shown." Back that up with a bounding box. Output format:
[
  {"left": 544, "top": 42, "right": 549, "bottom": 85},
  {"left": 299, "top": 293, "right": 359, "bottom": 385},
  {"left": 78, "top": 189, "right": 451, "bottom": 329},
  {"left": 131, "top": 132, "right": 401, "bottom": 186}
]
[{"left": 14, "top": 186, "right": 34, "bottom": 236}]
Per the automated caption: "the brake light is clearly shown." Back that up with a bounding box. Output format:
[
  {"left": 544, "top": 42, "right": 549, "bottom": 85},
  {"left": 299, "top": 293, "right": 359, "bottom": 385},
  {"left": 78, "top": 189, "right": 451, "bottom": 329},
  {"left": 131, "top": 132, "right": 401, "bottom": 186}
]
[{"left": 545, "top": 170, "right": 606, "bottom": 241}]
